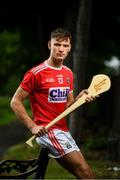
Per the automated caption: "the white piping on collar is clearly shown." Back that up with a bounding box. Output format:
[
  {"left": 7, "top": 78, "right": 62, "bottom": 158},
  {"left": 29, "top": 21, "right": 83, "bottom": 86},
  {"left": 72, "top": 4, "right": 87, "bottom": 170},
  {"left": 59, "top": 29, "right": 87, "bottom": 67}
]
[{"left": 45, "top": 60, "right": 63, "bottom": 70}]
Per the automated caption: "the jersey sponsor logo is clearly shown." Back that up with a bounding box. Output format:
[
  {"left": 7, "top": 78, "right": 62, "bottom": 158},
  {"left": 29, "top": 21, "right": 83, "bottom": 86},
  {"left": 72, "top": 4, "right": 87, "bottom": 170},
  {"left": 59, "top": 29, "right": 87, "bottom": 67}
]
[{"left": 48, "top": 87, "right": 70, "bottom": 103}]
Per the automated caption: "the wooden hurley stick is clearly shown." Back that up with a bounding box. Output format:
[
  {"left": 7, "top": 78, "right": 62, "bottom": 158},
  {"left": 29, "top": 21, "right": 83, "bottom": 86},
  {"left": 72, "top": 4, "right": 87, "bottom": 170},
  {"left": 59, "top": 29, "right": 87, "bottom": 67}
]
[{"left": 26, "top": 74, "right": 111, "bottom": 147}]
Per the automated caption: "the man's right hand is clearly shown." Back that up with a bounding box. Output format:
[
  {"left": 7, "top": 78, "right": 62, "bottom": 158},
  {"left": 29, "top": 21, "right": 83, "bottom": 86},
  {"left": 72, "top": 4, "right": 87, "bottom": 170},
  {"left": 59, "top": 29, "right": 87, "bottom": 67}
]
[{"left": 30, "top": 125, "right": 48, "bottom": 137}]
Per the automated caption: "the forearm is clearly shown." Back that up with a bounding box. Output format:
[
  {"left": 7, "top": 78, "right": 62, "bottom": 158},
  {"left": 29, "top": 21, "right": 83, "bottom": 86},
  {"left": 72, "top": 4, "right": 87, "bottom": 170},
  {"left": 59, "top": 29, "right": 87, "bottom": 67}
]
[
  {"left": 66, "top": 95, "right": 81, "bottom": 108},
  {"left": 66, "top": 90, "right": 88, "bottom": 108},
  {"left": 10, "top": 99, "right": 35, "bottom": 130},
  {"left": 66, "top": 98, "right": 75, "bottom": 108}
]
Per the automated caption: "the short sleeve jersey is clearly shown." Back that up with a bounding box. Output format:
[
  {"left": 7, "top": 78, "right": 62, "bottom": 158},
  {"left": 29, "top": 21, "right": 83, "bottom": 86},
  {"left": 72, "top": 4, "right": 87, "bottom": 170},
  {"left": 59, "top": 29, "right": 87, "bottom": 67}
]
[{"left": 20, "top": 61, "right": 73, "bottom": 131}]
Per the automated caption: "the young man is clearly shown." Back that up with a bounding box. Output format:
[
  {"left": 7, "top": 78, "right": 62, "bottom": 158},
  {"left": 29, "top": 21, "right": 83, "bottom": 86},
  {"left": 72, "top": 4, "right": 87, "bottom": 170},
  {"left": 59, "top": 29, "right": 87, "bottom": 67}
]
[{"left": 10, "top": 28, "right": 95, "bottom": 178}]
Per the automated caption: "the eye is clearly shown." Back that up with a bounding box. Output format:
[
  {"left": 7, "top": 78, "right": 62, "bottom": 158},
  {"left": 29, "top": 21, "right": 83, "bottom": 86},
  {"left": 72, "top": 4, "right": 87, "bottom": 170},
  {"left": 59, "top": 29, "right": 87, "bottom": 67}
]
[
  {"left": 54, "top": 43, "right": 60, "bottom": 46},
  {"left": 64, "top": 45, "right": 69, "bottom": 48}
]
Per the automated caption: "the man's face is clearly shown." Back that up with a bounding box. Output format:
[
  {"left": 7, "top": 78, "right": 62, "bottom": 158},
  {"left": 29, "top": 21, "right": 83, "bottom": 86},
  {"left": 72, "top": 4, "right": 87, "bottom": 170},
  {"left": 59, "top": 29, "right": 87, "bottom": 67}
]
[{"left": 48, "top": 37, "right": 71, "bottom": 61}]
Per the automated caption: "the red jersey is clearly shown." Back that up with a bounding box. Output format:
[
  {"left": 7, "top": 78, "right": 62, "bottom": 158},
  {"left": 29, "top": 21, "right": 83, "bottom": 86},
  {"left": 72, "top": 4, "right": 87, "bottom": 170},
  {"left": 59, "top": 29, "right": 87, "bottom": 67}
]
[{"left": 20, "top": 61, "right": 73, "bottom": 131}]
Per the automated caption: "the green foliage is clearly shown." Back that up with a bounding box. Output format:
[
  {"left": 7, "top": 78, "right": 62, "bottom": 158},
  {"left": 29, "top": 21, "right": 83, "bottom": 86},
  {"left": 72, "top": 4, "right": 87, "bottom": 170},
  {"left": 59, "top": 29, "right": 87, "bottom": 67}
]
[
  {"left": 83, "top": 136, "right": 108, "bottom": 151},
  {"left": 0, "top": 96, "right": 16, "bottom": 125},
  {"left": 0, "top": 31, "right": 24, "bottom": 94},
  {"left": 0, "top": 30, "right": 40, "bottom": 95},
  {"left": 0, "top": 96, "right": 31, "bottom": 126},
  {"left": 0, "top": 31, "right": 22, "bottom": 76}
]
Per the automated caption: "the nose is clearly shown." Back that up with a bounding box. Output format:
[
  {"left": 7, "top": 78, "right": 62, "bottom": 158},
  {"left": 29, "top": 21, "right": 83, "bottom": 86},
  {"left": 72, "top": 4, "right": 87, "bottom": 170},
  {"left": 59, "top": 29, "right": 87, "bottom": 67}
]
[{"left": 59, "top": 45, "right": 64, "bottom": 51}]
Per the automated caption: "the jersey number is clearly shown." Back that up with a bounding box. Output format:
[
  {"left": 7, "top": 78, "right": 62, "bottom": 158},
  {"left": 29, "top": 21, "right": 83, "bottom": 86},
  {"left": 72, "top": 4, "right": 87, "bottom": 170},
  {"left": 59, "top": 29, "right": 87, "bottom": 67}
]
[{"left": 58, "top": 77, "right": 63, "bottom": 84}]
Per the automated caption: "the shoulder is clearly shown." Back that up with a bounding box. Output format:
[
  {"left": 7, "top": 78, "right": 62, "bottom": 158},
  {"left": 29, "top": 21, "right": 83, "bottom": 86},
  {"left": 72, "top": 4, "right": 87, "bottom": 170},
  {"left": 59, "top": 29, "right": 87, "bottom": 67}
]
[
  {"left": 22, "top": 61, "right": 47, "bottom": 80},
  {"left": 62, "top": 65, "right": 73, "bottom": 74},
  {"left": 30, "top": 61, "right": 48, "bottom": 75}
]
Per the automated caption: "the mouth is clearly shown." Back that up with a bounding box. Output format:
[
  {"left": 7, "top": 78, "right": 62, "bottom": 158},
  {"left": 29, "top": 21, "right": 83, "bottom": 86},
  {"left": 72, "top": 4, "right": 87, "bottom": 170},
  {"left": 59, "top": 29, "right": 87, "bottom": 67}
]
[{"left": 56, "top": 53, "right": 65, "bottom": 57}]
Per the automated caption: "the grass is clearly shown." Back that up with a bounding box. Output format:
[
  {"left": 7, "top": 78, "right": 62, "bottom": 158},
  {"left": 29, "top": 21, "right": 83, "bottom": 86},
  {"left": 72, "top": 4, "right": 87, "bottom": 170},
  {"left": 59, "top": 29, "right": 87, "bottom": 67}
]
[
  {"left": 1, "top": 143, "right": 75, "bottom": 179},
  {"left": 1, "top": 142, "right": 120, "bottom": 179}
]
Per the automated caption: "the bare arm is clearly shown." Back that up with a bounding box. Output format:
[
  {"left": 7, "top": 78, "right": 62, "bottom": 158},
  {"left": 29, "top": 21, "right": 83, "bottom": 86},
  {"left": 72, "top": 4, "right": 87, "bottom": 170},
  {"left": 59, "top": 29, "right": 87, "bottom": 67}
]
[
  {"left": 66, "top": 91, "right": 75, "bottom": 108},
  {"left": 66, "top": 89, "right": 95, "bottom": 108},
  {"left": 10, "top": 87, "right": 47, "bottom": 136}
]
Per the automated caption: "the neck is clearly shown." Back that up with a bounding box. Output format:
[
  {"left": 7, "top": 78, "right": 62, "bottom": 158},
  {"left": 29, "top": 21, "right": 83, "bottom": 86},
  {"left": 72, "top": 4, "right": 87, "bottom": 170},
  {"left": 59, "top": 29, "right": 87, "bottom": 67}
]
[{"left": 46, "top": 58, "right": 63, "bottom": 68}]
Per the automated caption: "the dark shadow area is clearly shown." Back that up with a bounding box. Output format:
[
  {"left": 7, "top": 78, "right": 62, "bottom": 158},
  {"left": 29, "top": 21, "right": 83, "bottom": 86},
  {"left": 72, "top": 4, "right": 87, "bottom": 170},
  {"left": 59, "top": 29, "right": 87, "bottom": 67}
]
[{"left": 0, "top": 121, "right": 28, "bottom": 156}]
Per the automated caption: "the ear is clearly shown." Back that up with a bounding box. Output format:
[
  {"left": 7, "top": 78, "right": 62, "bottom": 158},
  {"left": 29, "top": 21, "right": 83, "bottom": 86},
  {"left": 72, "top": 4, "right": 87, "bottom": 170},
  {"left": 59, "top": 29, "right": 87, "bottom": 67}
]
[{"left": 48, "top": 41, "right": 51, "bottom": 50}]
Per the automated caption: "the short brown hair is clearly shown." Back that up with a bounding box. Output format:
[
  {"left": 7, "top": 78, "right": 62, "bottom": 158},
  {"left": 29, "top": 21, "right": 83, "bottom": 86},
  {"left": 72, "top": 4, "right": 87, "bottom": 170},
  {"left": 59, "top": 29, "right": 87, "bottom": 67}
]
[{"left": 50, "top": 28, "right": 72, "bottom": 42}]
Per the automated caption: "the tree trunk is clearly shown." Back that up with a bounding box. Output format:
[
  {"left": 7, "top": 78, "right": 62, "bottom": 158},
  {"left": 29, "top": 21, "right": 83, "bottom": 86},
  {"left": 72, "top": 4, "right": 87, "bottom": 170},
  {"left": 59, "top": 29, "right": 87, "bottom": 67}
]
[
  {"left": 108, "top": 75, "right": 120, "bottom": 162},
  {"left": 69, "top": 0, "right": 92, "bottom": 146},
  {"left": 64, "top": 0, "right": 79, "bottom": 70}
]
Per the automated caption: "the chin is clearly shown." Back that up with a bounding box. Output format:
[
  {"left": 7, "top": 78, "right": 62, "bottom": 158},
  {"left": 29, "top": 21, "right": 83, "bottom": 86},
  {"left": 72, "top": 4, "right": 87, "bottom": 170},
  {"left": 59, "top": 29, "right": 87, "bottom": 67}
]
[
  {"left": 54, "top": 57, "right": 63, "bottom": 61},
  {"left": 57, "top": 58, "right": 64, "bottom": 62},
  {"left": 58, "top": 57, "right": 63, "bottom": 60}
]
